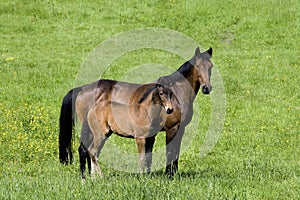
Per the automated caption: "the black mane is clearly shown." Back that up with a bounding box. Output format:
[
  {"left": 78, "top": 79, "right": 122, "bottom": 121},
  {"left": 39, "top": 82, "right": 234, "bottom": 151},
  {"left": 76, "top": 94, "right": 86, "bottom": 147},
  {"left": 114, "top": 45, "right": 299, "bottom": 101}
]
[
  {"left": 177, "top": 60, "right": 193, "bottom": 78},
  {"left": 138, "top": 85, "right": 158, "bottom": 104},
  {"left": 157, "top": 59, "right": 194, "bottom": 86}
]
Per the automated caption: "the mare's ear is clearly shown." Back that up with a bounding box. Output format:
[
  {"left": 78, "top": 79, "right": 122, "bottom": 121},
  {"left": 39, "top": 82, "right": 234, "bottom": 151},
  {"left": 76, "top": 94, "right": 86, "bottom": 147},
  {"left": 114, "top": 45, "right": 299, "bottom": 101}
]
[
  {"left": 207, "top": 47, "right": 213, "bottom": 57},
  {"left": 157, "top": 76, "right": 173, "bottom": 87},
  {"left": 195, "top": 47, "right": 201, "bottom": 57}
]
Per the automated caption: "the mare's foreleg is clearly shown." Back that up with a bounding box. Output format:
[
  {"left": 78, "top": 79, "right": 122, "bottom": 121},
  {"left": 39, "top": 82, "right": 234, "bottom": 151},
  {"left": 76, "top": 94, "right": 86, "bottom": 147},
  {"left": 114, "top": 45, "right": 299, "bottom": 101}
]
[
  {"left": 145, "top": 136, "right": 155, "bottom": 174},
  {"left": 136, "top": 138, "right": 146, "bottom": 173},
  {"left": 165, "top": 125, "right": 184, "bottom": 178}
]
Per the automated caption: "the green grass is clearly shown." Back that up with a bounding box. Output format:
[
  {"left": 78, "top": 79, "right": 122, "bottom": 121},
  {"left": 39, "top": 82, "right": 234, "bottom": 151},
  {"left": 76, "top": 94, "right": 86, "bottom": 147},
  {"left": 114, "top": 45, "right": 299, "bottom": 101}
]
[{"left": 1, "top": 0, "right": 299, "bottom": 199}]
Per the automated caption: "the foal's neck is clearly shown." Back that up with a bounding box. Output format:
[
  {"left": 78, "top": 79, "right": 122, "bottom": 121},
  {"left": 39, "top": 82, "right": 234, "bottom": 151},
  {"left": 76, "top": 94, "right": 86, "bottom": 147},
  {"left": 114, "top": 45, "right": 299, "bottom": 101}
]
[{"left": 141, "top": 91, "right": 162, "bottom": 116}]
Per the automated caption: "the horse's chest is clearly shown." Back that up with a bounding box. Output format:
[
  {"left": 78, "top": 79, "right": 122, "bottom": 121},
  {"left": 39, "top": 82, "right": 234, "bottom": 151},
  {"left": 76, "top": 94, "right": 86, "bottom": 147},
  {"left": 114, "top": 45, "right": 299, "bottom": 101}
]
[{"left": 181, "top": 104, "right": 194, "bottom": 124}]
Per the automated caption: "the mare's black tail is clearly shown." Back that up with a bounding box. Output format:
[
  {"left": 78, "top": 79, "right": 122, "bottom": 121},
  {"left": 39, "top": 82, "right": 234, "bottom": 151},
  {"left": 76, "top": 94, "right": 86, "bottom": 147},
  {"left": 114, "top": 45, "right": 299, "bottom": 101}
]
[{"left": 59, "top": 87, "right": 81, "bottom": 164}]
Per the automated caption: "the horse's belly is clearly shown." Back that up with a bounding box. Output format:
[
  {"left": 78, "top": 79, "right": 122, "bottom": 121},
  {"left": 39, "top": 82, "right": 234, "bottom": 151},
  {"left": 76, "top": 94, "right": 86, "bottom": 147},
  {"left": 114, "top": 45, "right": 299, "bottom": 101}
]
[
  {"left": 109, "top": 115, "right": 135, "bottom": 137},
  {"left": 132, "top": 126, "right": 151, "bottom": 138}
]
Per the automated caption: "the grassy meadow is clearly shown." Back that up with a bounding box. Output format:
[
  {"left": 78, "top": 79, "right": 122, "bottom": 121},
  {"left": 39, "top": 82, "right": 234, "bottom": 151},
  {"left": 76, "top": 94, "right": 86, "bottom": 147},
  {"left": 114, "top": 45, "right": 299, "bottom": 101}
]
[{"left": 0, "top": 0, "right": 299, "bottom": 199}]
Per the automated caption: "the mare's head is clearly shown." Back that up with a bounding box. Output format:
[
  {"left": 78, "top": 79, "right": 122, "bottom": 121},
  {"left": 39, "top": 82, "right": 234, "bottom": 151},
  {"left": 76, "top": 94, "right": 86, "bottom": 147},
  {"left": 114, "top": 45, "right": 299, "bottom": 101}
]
[
  {"left": 153, "top": 84, "right": 176, "bottom": 114},
  {"left": 193, "top": 47, "right": 213, "bottom": 94}
]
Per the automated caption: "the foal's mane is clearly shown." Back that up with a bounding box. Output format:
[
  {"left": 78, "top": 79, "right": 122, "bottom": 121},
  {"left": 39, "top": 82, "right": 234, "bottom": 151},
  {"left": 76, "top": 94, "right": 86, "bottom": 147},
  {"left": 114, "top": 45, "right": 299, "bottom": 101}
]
[{"left": 138, "top": 84, "right": 159, "bottom": 104}]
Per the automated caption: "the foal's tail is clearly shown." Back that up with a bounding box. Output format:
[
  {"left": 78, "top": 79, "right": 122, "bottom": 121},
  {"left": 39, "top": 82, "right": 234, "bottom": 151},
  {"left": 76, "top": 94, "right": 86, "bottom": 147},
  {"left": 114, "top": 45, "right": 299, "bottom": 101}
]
[{"left": 59, "top": 87, "right": 81, "bottom": 165}]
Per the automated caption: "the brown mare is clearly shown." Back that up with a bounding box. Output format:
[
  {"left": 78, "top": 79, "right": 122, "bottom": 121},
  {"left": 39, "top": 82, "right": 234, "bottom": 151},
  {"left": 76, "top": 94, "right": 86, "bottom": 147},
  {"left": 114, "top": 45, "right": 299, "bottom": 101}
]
[
  {"left": 59, "top": 47, "right": 213, "bottom": 178},
  {"left": 82, "top": 84, "right": 179, "bottom": 177}
]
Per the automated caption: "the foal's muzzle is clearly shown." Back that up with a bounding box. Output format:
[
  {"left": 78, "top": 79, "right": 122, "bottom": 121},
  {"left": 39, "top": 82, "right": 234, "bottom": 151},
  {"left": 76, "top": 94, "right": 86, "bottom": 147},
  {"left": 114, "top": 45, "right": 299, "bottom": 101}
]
[{"left": 202, "top": 85, "right": 212, "bottom": 94}]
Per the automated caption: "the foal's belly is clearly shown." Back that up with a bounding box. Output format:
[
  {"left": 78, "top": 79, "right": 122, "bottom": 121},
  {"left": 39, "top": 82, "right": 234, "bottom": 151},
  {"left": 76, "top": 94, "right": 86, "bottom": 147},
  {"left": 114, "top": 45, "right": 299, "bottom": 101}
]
[{"left": 108, "top": 115, "right": 151, "bottom": 138}]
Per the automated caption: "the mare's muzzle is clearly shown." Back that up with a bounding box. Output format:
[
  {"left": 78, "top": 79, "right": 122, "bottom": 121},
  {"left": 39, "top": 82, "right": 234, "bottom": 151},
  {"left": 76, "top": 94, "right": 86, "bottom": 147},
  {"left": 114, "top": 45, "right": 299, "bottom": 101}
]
[
  {"left": 166, "top": 108, "right": 174, "bottom": 114},
  {"left": 202, "top": 85, "right": 212, "bottom": 94}
]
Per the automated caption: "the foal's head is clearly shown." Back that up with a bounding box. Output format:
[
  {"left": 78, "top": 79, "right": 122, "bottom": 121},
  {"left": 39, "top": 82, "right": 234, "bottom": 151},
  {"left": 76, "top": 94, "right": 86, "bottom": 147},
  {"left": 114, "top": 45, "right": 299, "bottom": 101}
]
[
  {"left": 153, "top": 84, "right": 176, "bottom": 114},
  {"left": 193, "top": 47, "right": 213, "bottom": 94}
]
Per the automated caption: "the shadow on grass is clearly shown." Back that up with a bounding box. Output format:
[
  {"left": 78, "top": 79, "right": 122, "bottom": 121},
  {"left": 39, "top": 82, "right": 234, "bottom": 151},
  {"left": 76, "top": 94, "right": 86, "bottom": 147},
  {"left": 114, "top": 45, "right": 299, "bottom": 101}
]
[{"left": 102, "top": 167, "right": 222, "bottom": 180}]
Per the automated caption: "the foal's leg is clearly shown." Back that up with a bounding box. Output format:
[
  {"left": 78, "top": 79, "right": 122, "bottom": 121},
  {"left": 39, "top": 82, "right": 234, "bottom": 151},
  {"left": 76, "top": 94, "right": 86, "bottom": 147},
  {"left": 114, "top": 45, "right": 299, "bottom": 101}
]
[
  {"left": 87, "top": 109, "right": 108, "bottom": 178},
  {"left": 135, "top": 138, "right": 146, "bottom": 173}
]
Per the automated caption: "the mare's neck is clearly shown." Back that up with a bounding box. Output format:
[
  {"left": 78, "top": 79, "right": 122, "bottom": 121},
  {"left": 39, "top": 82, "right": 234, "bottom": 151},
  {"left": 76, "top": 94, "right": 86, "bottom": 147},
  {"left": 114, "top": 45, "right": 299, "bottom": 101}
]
[{"left": 177, "top": 60, "right": 201, "bottom": 95}]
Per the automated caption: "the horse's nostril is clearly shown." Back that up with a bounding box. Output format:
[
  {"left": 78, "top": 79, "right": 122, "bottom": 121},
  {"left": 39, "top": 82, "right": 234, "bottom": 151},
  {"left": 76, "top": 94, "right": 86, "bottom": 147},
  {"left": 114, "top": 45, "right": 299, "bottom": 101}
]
[
  {"left": 202, "top": 86, "right": 210, "bottom": 94},
  {"left": 166, "top": 108, "right": 173, "bottom": 114}
]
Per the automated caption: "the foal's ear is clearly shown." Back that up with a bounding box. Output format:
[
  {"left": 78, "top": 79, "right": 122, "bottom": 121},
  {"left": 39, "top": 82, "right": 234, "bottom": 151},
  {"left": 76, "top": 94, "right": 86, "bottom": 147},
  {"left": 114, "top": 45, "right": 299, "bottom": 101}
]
[
  {"left": 156, "top": 84, "right": 165, "bottom": 94},
  {"left": 207, "top": 47, "right": 213, "bottom": 57},
  {"left": 195, "top": 47, "right": 201, "bottom": 57},
  {"left": 157, "top": 84, "right": 164, "bottom": 90}
]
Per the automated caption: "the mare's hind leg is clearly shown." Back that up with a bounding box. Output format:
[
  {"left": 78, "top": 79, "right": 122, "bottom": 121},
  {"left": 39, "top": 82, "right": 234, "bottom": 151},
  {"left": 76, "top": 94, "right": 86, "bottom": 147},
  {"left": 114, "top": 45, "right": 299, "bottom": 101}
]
[
  {"left": 78, "top": 142, "right": 91, "bottom": 179},
  {"left": 67, "top": 143, "right": 73, "bottom": 165},
  {"left": 80, "top": 117, "right": 94, "bottom": 179},
  {"left": 135, "top": 138, "right": 146, "bottom": 173},
  {"left": 87, "top": 153, "right": 91, "bottom": 175}
]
